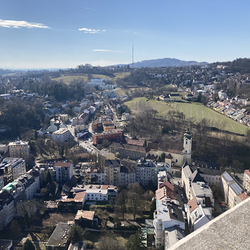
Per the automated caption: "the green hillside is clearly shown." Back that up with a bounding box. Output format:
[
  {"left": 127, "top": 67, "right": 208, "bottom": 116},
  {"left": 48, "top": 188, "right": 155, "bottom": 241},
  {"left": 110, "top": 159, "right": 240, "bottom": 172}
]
[{"left": 125, "top": 97, "right": 249, "bottom": 135}]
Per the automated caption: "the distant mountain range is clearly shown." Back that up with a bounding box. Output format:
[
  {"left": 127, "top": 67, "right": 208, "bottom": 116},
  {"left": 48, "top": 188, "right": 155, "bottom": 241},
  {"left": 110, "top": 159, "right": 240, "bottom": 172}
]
[{"left": 114, "top": 58, "right": 208, "bottom": 68}]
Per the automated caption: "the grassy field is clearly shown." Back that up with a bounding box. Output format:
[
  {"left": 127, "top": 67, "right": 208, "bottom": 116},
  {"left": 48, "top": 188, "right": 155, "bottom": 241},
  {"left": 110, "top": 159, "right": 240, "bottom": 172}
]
[
  {"left": 115, "top": 88, "right": 126, "bottom": 95},
  {"left": 115, "top": 86, "right": 151, "bottom": 96},
  {"left": 51, "top": 72, "right": 130, "bottom": 85},
  {"left": 125, "top": 97, "right": 249, "bottom": 135},
  {"left": 114, "top": 71, "right": 130, "bottom": 80}
]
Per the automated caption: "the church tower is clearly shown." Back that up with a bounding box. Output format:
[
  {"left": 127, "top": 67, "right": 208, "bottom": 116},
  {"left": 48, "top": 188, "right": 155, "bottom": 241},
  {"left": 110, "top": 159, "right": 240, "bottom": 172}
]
[{"left": 183, "top": 128, "right": 192, "bottom": 163}]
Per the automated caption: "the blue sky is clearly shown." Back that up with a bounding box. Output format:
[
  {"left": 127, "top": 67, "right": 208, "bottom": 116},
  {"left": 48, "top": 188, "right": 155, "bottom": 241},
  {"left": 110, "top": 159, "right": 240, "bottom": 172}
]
[{"left": 0, "top": 0, "right": 250, "bottom": 69}]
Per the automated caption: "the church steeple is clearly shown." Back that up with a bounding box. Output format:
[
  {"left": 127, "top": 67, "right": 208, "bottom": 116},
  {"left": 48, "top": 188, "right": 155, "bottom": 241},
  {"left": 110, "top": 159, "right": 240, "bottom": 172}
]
[{"left": 183, "top": 128, "right": 192, "bottom": 163}]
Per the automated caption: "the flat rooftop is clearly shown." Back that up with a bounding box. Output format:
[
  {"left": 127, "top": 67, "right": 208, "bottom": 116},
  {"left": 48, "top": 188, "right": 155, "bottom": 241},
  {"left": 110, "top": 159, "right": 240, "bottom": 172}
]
[{"left": 169, "top": 197, "right": 250, "bottom": 250}]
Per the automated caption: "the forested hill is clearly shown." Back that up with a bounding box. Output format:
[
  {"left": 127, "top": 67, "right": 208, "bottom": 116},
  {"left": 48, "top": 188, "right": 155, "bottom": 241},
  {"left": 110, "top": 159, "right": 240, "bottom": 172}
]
[
  {"left": 114, "top": 58, "right": 207, "bottom": 68},
  {"left": 210, "top": 58, "right": 250, "bottom": 74}
]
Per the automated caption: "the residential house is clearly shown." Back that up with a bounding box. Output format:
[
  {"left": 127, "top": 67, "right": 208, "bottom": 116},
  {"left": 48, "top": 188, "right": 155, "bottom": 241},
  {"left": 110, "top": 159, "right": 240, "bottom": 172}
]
[
  {"left": 60, "top": 114, "right": 69, "bottom": 122},
  {"left": 186, "top": 198, "right": 213, "bottom": 232},
  {"left": 159, "top": 94, "right": 171, "bottom": 102},
  {"left": 218, "top": 90, "right": 227, "bottom": 100},
  {"left": 185, "top": 93, "right": 195, "bottom": 101},
  {"left": 80, "top": 98, "right": 90, "bottom": 109},
  {"left": 153, "top": 187, "right": 185, "bottom": 248},
  {"left": 74, "top": 210, "right": 95, "bottom": 227},
  {"left": 191, "top": 182, "right": 214, "bottom": 207},
  {"left": 122, "top": 112, "right": 130, "bottom": 121},
  {"left": 48, "top": 123, "right": 58, "bottom": 133}
]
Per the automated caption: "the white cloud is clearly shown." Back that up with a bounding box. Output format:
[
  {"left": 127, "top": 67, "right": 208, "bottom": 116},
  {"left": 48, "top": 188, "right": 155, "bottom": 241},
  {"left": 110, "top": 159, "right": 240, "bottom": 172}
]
[
  {"left": 93, "top": 49, "right": 111, "bottom": 52},
  {"left": 93, "top": 49, "right": 127, "bottom": 53},
  {"left": 78, "top": 28, "right": 105, "bottom": 34},
  {"left": 0, "top": 19, "right": 50, "bottom": 29}
]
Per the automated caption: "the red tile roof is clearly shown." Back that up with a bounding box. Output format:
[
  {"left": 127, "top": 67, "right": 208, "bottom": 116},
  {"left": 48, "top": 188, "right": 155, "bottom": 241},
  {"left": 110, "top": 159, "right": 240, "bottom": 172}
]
[
  {"left": 75, "top": 210, "right": 95, "bottom": 221},
  {"left": 54, "top": 162, "right": 72, "bottom": 168},
  {"left": 159, "top": 181, "right": 175, "bottom": 199},
  {"left": 74, "top": 191, "right": 86, "bottom": 202},
  {"left": 155, "top": 188, "right": 165, "bottom": 200},
  {"left": 188, "top": 198, "right": 198, "bottom": 213},
  {"left": 101, "top": 185, "right": 116, "bottom": 190},
  {"left": 238, "top": 192, "right": 250, "bottom": 201},
  {"left": 125, "top": 138, "right": 145, "bottom": 147},
  {"left": 159, "top": 181, "right": 174, "bottom": 191}
]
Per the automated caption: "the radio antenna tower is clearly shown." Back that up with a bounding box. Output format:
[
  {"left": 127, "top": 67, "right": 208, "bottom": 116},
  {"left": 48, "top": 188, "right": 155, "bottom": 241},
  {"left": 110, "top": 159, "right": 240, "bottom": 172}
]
[{"left": 132, "top": 44, "right": 134, "bottom": 67}]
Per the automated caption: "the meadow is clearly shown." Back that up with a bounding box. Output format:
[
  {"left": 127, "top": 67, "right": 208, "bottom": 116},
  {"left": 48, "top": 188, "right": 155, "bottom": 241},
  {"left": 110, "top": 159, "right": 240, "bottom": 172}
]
[
  {"left": 125, "top": 97, "right": 249, "bottom": 135},
  {"left": 51, "top": 72, "right": 130, "bottom": 85}
]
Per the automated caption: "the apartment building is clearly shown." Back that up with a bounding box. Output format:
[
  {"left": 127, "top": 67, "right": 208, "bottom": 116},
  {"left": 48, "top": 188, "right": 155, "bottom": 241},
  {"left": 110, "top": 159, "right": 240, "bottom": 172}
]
[
  {"left": 0, "top": 190, "right": 15, "bottom": 230},
  {"left": 243, "top": 169, "right": 250, "bottom": 192},
  {"left": 221, "top": 171, "right": 246, "bottom": 209},
  {"left": 8, "top": 140, "right": 30, "bottom": 160},
  {"left": 1, "top": 157, "right": 26, "bottom": 181},
  {"left": 153, "top": 187, "right": 185, "bottom": 248},
  {"left": 53, "top": 162, "right": 74, "bottom": 183},
  {"left": 186, "top": 198, "right": 213, "bottom": 231},
  {"left": 104, "top": 160, "right": 120, "bottom": 186},
  {"left": 93, "top": 129, "right": 124, "bottom": 144},
  {"left": 16, "top": 173, "right": 40, "bottom": 200},
  {"left": 52, "top": 128, "right": 73, "bottom": 142},
  {"left": 120, "top": 165, "right": 136, "bottom": 186}
]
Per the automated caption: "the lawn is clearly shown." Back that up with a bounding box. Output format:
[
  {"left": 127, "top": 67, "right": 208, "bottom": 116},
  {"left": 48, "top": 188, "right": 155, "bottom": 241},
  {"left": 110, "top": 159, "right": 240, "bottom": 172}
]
[
  {"left": 51, "top": 74, "right": 87, "bottom": 85},
  {"left": 125, "top": 97, "right": 249, "bottom": 135},
  {"left": 114, "top": 72, "right": 131, "bottom": 80},
  {"left": 51, "top": 72, "right": 130, "bottom": 85},
  {"left": 115, "top": 88, "right": 126, "bottom": 95}
]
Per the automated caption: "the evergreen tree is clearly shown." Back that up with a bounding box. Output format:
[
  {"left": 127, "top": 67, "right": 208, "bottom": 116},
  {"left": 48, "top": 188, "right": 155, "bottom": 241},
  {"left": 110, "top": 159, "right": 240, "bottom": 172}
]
[
  {"left": 23, "top": 239, "right": 35, "bottom": 250},
  {"left": 68, "top": 225, "right": 85, "bottom": 242},
  {"left": 126, "top": 228, "right": 147, "bottom": 250}
]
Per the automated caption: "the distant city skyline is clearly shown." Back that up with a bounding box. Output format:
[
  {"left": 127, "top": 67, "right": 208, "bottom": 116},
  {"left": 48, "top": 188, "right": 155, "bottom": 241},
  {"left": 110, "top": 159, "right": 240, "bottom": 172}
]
[{"left": 1, "top": 0, "right": 250, "bottom": 69}]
